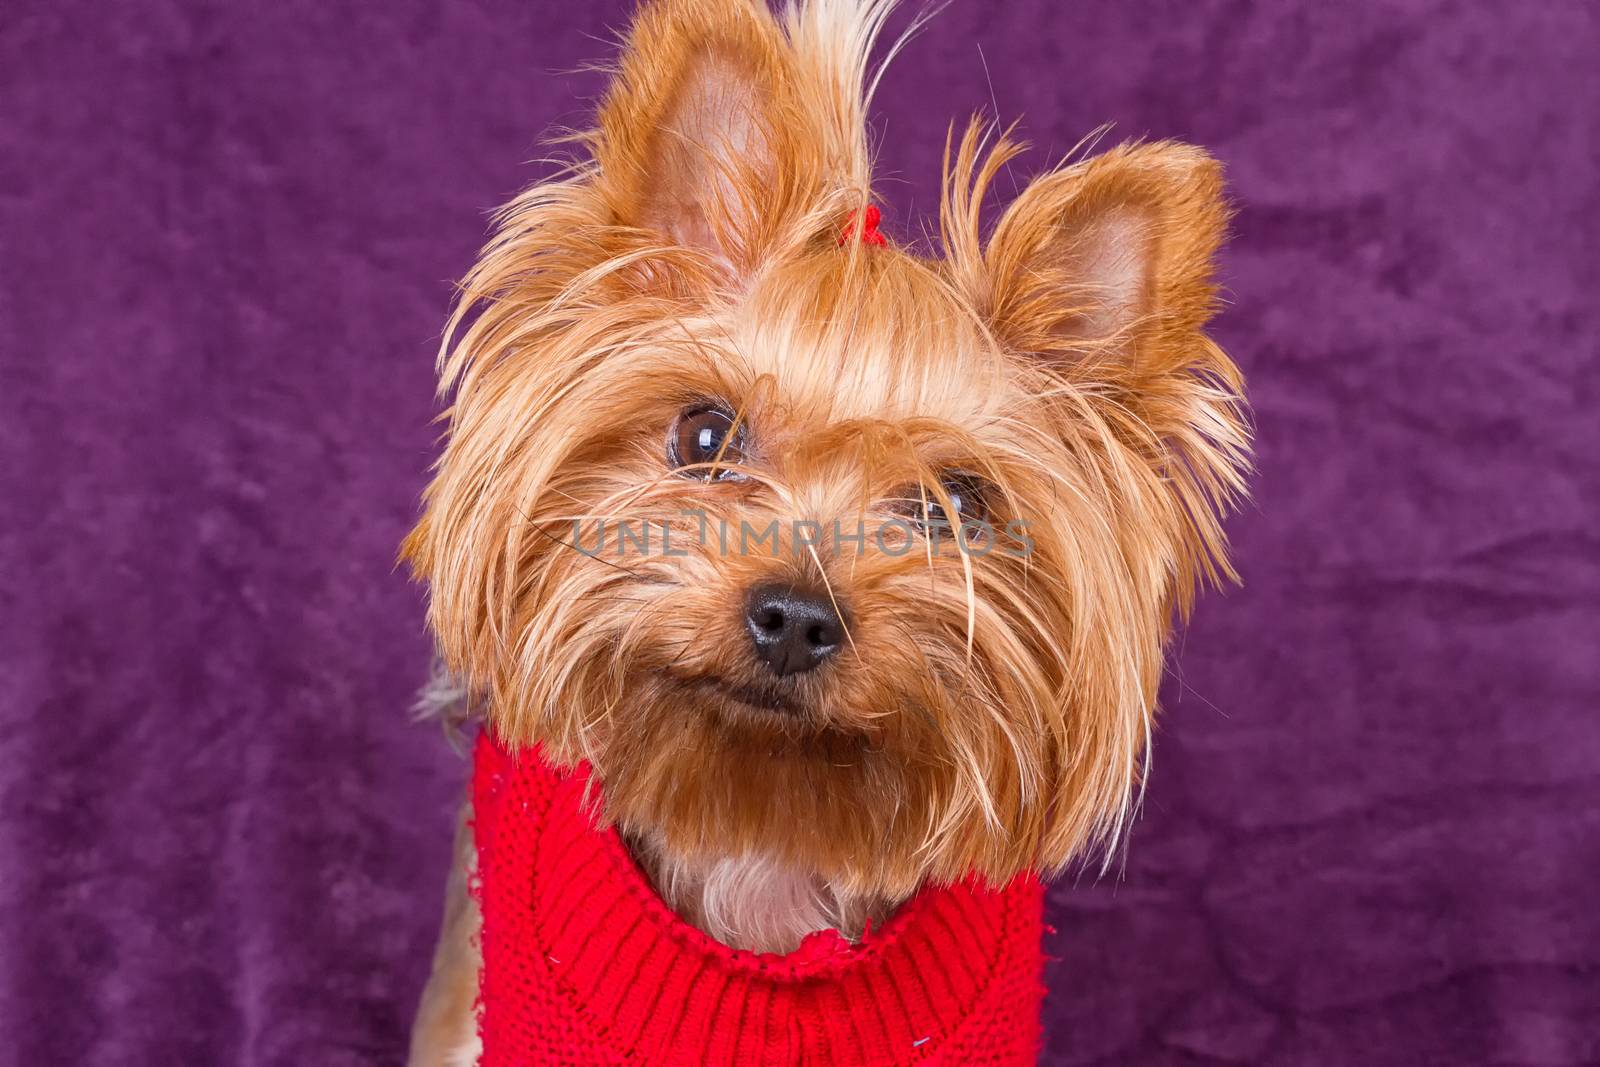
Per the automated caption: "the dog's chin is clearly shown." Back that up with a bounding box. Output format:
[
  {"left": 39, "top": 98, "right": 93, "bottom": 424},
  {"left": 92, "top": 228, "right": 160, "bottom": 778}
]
[{"left": 592, "top": 673, "right": 964, "bottom": 902}]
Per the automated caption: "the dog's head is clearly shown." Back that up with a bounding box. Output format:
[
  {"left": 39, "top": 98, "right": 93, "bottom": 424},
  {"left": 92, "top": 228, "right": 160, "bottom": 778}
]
[{"left": 405, "top": 0, "right": 1249, "bottom": 900}]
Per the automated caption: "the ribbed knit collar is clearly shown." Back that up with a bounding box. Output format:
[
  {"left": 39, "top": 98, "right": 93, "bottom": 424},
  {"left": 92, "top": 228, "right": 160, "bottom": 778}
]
[{"left": 473, "top": 734, "right": 1046, "bottom": 1066}]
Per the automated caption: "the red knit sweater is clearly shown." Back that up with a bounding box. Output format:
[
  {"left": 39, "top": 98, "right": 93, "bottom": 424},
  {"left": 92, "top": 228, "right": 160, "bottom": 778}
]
[{"left": 472, "top": 735, "right": 1046, "bottom": 1066}]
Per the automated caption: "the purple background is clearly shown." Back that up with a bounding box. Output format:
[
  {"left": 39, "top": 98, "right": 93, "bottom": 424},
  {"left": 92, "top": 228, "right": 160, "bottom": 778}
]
[{"left": 3, "top": 1, "right": 1596, "bottom": 1064}]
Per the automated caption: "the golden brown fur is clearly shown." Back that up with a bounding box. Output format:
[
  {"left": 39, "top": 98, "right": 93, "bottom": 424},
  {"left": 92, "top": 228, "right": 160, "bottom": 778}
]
[{"left": 404, "top": 0, "right": 1248, "bottom": 1058}]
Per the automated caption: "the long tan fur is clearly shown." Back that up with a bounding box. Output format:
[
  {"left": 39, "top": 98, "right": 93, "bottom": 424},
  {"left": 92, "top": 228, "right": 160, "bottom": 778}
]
[{"left": 403, "top": 0, "right": 1249, "bottom": 968}]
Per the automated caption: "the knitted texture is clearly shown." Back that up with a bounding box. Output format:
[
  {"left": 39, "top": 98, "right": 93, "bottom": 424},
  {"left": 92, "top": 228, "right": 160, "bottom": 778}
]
[{"left": 472, "top": 734, "right": 1046, "bottom": 1066}]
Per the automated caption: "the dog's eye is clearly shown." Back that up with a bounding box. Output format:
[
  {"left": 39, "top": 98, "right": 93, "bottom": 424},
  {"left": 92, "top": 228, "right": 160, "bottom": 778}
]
[
  {"left": 888, "top": 472, "right": 991, "bottom": 534},
  {"left": 926, "top": 472, "right": 989, "bottom": 531},
  {"left": 669, "top": 403, "right": 748, "bottom": 478}
]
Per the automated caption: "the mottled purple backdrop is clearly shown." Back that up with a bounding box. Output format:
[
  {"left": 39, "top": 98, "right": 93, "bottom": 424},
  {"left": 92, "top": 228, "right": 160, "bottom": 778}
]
[{"left": 3, "top": 1, "right": 1596, "bottom": 1064}]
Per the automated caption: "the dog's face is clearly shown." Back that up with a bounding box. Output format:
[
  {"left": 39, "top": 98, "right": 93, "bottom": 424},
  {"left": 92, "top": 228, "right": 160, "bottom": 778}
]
[{"left": 405, "top": 0, "right": 1248, "bottom": 900}]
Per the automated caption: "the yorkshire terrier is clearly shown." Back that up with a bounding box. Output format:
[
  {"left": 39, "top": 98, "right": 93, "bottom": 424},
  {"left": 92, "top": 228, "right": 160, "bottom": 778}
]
[{"left": 403, "top": 0, "right": 1249, "bottom": 1062}]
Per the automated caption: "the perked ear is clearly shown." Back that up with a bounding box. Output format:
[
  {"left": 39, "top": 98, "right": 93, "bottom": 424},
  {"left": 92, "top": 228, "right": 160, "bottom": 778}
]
[
  {"left": 956, "top": 135, "right": 1249, "bottom": 598},
  {"left": 980, "top": 140, "right": 1229, "bottom": 373},
  {"left": 591, "top": 0, "right": 800, "bottom": 276}
]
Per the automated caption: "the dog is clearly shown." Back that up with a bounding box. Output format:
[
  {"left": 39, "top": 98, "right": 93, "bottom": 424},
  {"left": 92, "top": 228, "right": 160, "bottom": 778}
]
[{"left": 403, "top": 0, "right": 1249, "bottom": 1062}]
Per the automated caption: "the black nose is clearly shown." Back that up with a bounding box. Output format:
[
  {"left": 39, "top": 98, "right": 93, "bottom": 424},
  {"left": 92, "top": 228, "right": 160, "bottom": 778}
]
[{"left": 744, "top": 584, "right": 845, "bottom": 677}]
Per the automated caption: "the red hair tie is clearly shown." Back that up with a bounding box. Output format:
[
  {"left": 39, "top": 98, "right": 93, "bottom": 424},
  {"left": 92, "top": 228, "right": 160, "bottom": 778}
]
[{"left": 838, "top": 203, "right": 887, "bottom": 247}]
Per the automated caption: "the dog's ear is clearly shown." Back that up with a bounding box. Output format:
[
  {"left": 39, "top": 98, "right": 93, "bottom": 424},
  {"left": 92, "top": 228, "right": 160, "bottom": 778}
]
[
  {"left": 592, "top": 0, "right": 801, "bottom": 277},
  {"left": 978, "top": 140, "right": 1228, "bottom": 376},
  {"left": 955, "top": 136, "right": 1249, "bottom": 607}
]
